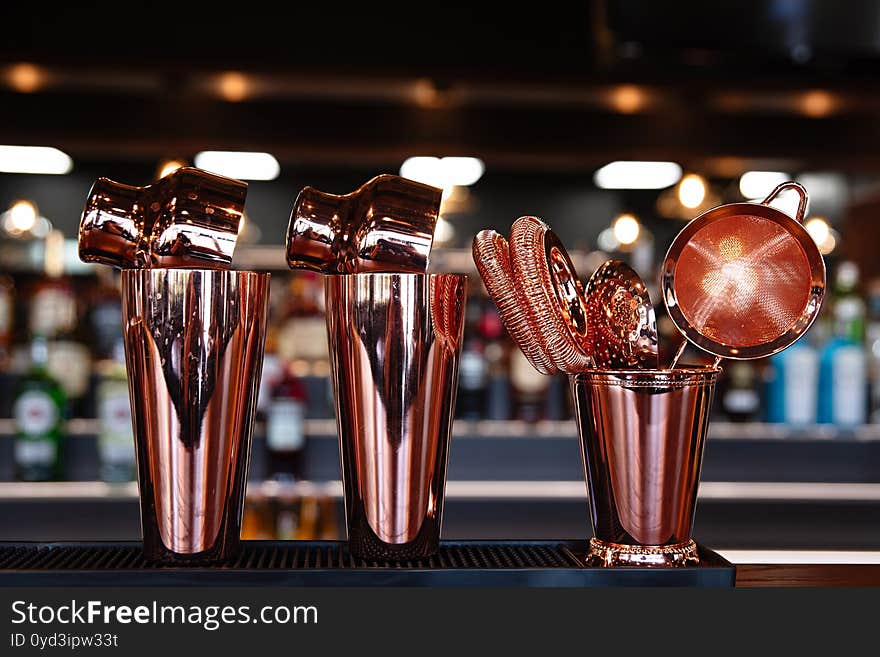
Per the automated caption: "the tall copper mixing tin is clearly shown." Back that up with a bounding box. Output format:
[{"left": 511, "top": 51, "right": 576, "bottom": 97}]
[
  {"left": 122, "top": 269, "right": 270, "bottom": 563},
  {"left": 325, "top": 273, "right": 466, "bottom": 560},
  {"left": 570, "top": 367, "right": 719, "bottom": 567}
]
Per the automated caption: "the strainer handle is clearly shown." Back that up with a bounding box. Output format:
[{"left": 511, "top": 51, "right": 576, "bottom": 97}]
[{"left": 761, "top": 181, "right": 808, "bottom": 224}]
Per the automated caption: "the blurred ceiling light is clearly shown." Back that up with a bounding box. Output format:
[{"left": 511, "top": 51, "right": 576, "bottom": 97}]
[
  {"left": 0, "top": 145, "right": 72, "bottom": 175},
  {"left": 441, "top": 157, "right": 485, "bottom": 186},
  {"left": 157, "top": 158, "right": 187, "bottom": 179},
  {"left": 738, "top": 170, "right": 789, "bottom": 199},
  {"left": 594, "top": 161, "right": 682, "bottom": 190},
  {"left": 5, "top": 62, "right": 45, "bottom": 93},
  {"left": 217, "top": 71, "right": 250, "bottom": 102},
  {"left": 608, "top": 85, "right": 646, "bottom": 114},
  {"left": 612, "top": 213, "right": 640, "bottom": 245},
  {"left": 400, "top": 156, "right": 485, "bottom": 198},
  {"left": 678, "top": 173, "right": 707, "bottom": 209},
  {"left": 805, "top": 217, "right": 830, "bottom": 246},
  {"left": 193, "top": 150, "right": 280, "bottom": 181},
  {"left": 800, "top": 89, "right": 837, "bottom": 118}
]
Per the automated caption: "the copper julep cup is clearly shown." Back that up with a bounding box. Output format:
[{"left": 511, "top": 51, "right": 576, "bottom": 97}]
[
  {"left": 570, "top": 367, "right": 720, "bottom": 567},
  {"left": 121, "top": 269, "right": 270, "bottom": 564},
  {"left": 325, "top": 273, "right": 467, "bottom": 560}
]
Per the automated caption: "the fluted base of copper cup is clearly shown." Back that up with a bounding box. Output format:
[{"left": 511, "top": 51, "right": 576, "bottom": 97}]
[{"left": 585, "top": 538, "right": 700, "bottom": 568}]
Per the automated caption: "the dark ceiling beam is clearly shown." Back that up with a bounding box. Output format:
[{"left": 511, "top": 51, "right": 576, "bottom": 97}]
[{"left": 0, "top": 88, "right": 878, "bottom": 173}]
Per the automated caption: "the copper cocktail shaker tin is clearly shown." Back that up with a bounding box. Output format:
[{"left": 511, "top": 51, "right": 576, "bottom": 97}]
[
  {"left": 325, "top": 273, "right": 466, "bottom": 559},
  {"left": 122, "top": 268, "right": 269, "bottom": 563},
  {"left": 79, "top": 167, "right": 268, "bottom": 564}
]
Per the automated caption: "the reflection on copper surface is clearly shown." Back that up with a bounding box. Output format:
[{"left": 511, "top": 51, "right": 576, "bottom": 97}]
[
  {"left": 585, "top": 260, "right": 659, "bottom": 369},
  {"left": 508, "top": 216, "right": 591, "bottom": 372},
  {"left": 286, "top": 174, "right": 441, "bottom": 274},
  {"left": 472, "top": 230, "right": 557, "bottom": 374},
  {"left": 79, "top": 167, "right": 246, "bottom": 269},
  {"left": 571, "top": 367, "right": 719, "bottom": 566},
  {"left": 325, "top": 273, "right": 466, "bottom": 559},
  {"left": 662, "top": 181, "right": 825, "bottom": 360},
  {"left": 122, "top": 269, "right": 269, "bottom": 563}
]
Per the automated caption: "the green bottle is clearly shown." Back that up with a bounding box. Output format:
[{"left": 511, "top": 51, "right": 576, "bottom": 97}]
[
  {"left": 13, "top": 335, "right": 67, "bottom": 481},
  {"left": 96, "top": 340, "right": 135, "bottom": 482}
]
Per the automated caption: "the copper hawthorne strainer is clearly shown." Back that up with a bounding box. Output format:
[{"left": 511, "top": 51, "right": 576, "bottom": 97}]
[{"left": 662, "top": 181, "right": 826, "bottom": 363}]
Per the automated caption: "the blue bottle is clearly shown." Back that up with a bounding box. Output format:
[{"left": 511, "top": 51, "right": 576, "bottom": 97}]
[
  {"left": 767, "top": 340, "right": 819, "bottom": 426},
  {"left": 818, "top": 262, "right": 867, "bottom": 427}
]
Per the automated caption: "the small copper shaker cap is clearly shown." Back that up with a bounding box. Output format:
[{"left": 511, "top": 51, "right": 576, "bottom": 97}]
[
  {"left": 79, "top": 166, "right": 247, "bottom": 269},
  {"left": 286, "top": 173, "right": 442, "bottom": 274}
]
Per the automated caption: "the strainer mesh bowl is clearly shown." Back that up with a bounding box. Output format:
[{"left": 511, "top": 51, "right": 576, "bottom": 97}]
[{"left": 674, "top": 213, "right": 812, "bottom": 348}]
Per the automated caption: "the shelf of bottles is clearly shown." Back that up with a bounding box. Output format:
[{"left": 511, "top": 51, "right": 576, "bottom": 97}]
[{"left": 1, "top": 240, "right": 879, "bottom": 488}]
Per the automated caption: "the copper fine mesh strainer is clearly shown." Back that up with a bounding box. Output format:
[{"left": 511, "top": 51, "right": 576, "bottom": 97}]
[{"left": 662, "top": 181, "right": 826, "bottom": 362}]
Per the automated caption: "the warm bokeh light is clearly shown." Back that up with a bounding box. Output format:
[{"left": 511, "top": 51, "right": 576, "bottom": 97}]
[
  {"left": 809, "top": 221, "right": 838, "bottom": 255},
  {"left": 433, "top": 215, "right": 456, "bottom": 244},
  {"left": 5, "top": 62, "right": 45, "bottom": 93},
  {"left": 608, "top": 85, "right": 645, "bottom": 114},
  {"left": 413, "top": 78, "right": 441, "bottom": 108},
  {"left": 612, "top": 213, "right": 640, "bottom": 245},
  {"left": 805, "top": 217, "right": 830, "bottom": 246},
  {"left": 800, "top": 89, "right": 837, "bottom": 118},
  {"left": 217, "top": 71, "right": 250, "bottom": 102},
  {"left": 8, "top": 200, "right": 37, "bottom": 233},
  {"left": 157, "top": 158, "right": 187, "bottom": 179},
  {"left": 678, "top": 173, "right": 707, "bottom": 209}
]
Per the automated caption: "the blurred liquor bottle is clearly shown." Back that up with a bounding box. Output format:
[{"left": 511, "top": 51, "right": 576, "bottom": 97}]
[
  {"left": 265, "top": 362, "right": 308, "bottom": 481},
  {"left": 241, "top": 497, "right": 276, "bottom": 540},
  {"left": 296, "top": 495, "right": 320, "bottom": 539},
  {"left": 719, "top": 361, "right": 762, "bottom": 422},
  {"left": 276, "top": 271, "right": 332, "bottom": 418},
  {"left": 766, "top": 339, "right": 819, "bottom": 426},
  {"left": 28, "top": 233, "right": 90, "bottom": 416},
  {"left": 88, "top": 267, "right": 124, "bottom": 363},
  {"left": 95, "top": 339, "right": 135, "bottom": 482},
  {"left": 456, "top": 297, "right": 487, "bottom": 419},
  {"left": 479, "top": 303, "right": 512, "bottom": 421},
  {"left": 275, "top": 496, "right": 300, "bottom": 540},
  {"left": 13, "top": 335, "right": 67, "bottom": 481},
  {"left": 317, "top": 496, "right": 340, "bottom": 540},
  {"left": 866, "top": 279, "right": 880, "bottom": 423},
  {"left": 509, "top": 347, "right": 550, "bottom": 423},
  {"left": 819, "top": 261, "right": 867, "bottom": 426},
  {"left": 0, "top": 273, "right": 13, "bottom": 372}
]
